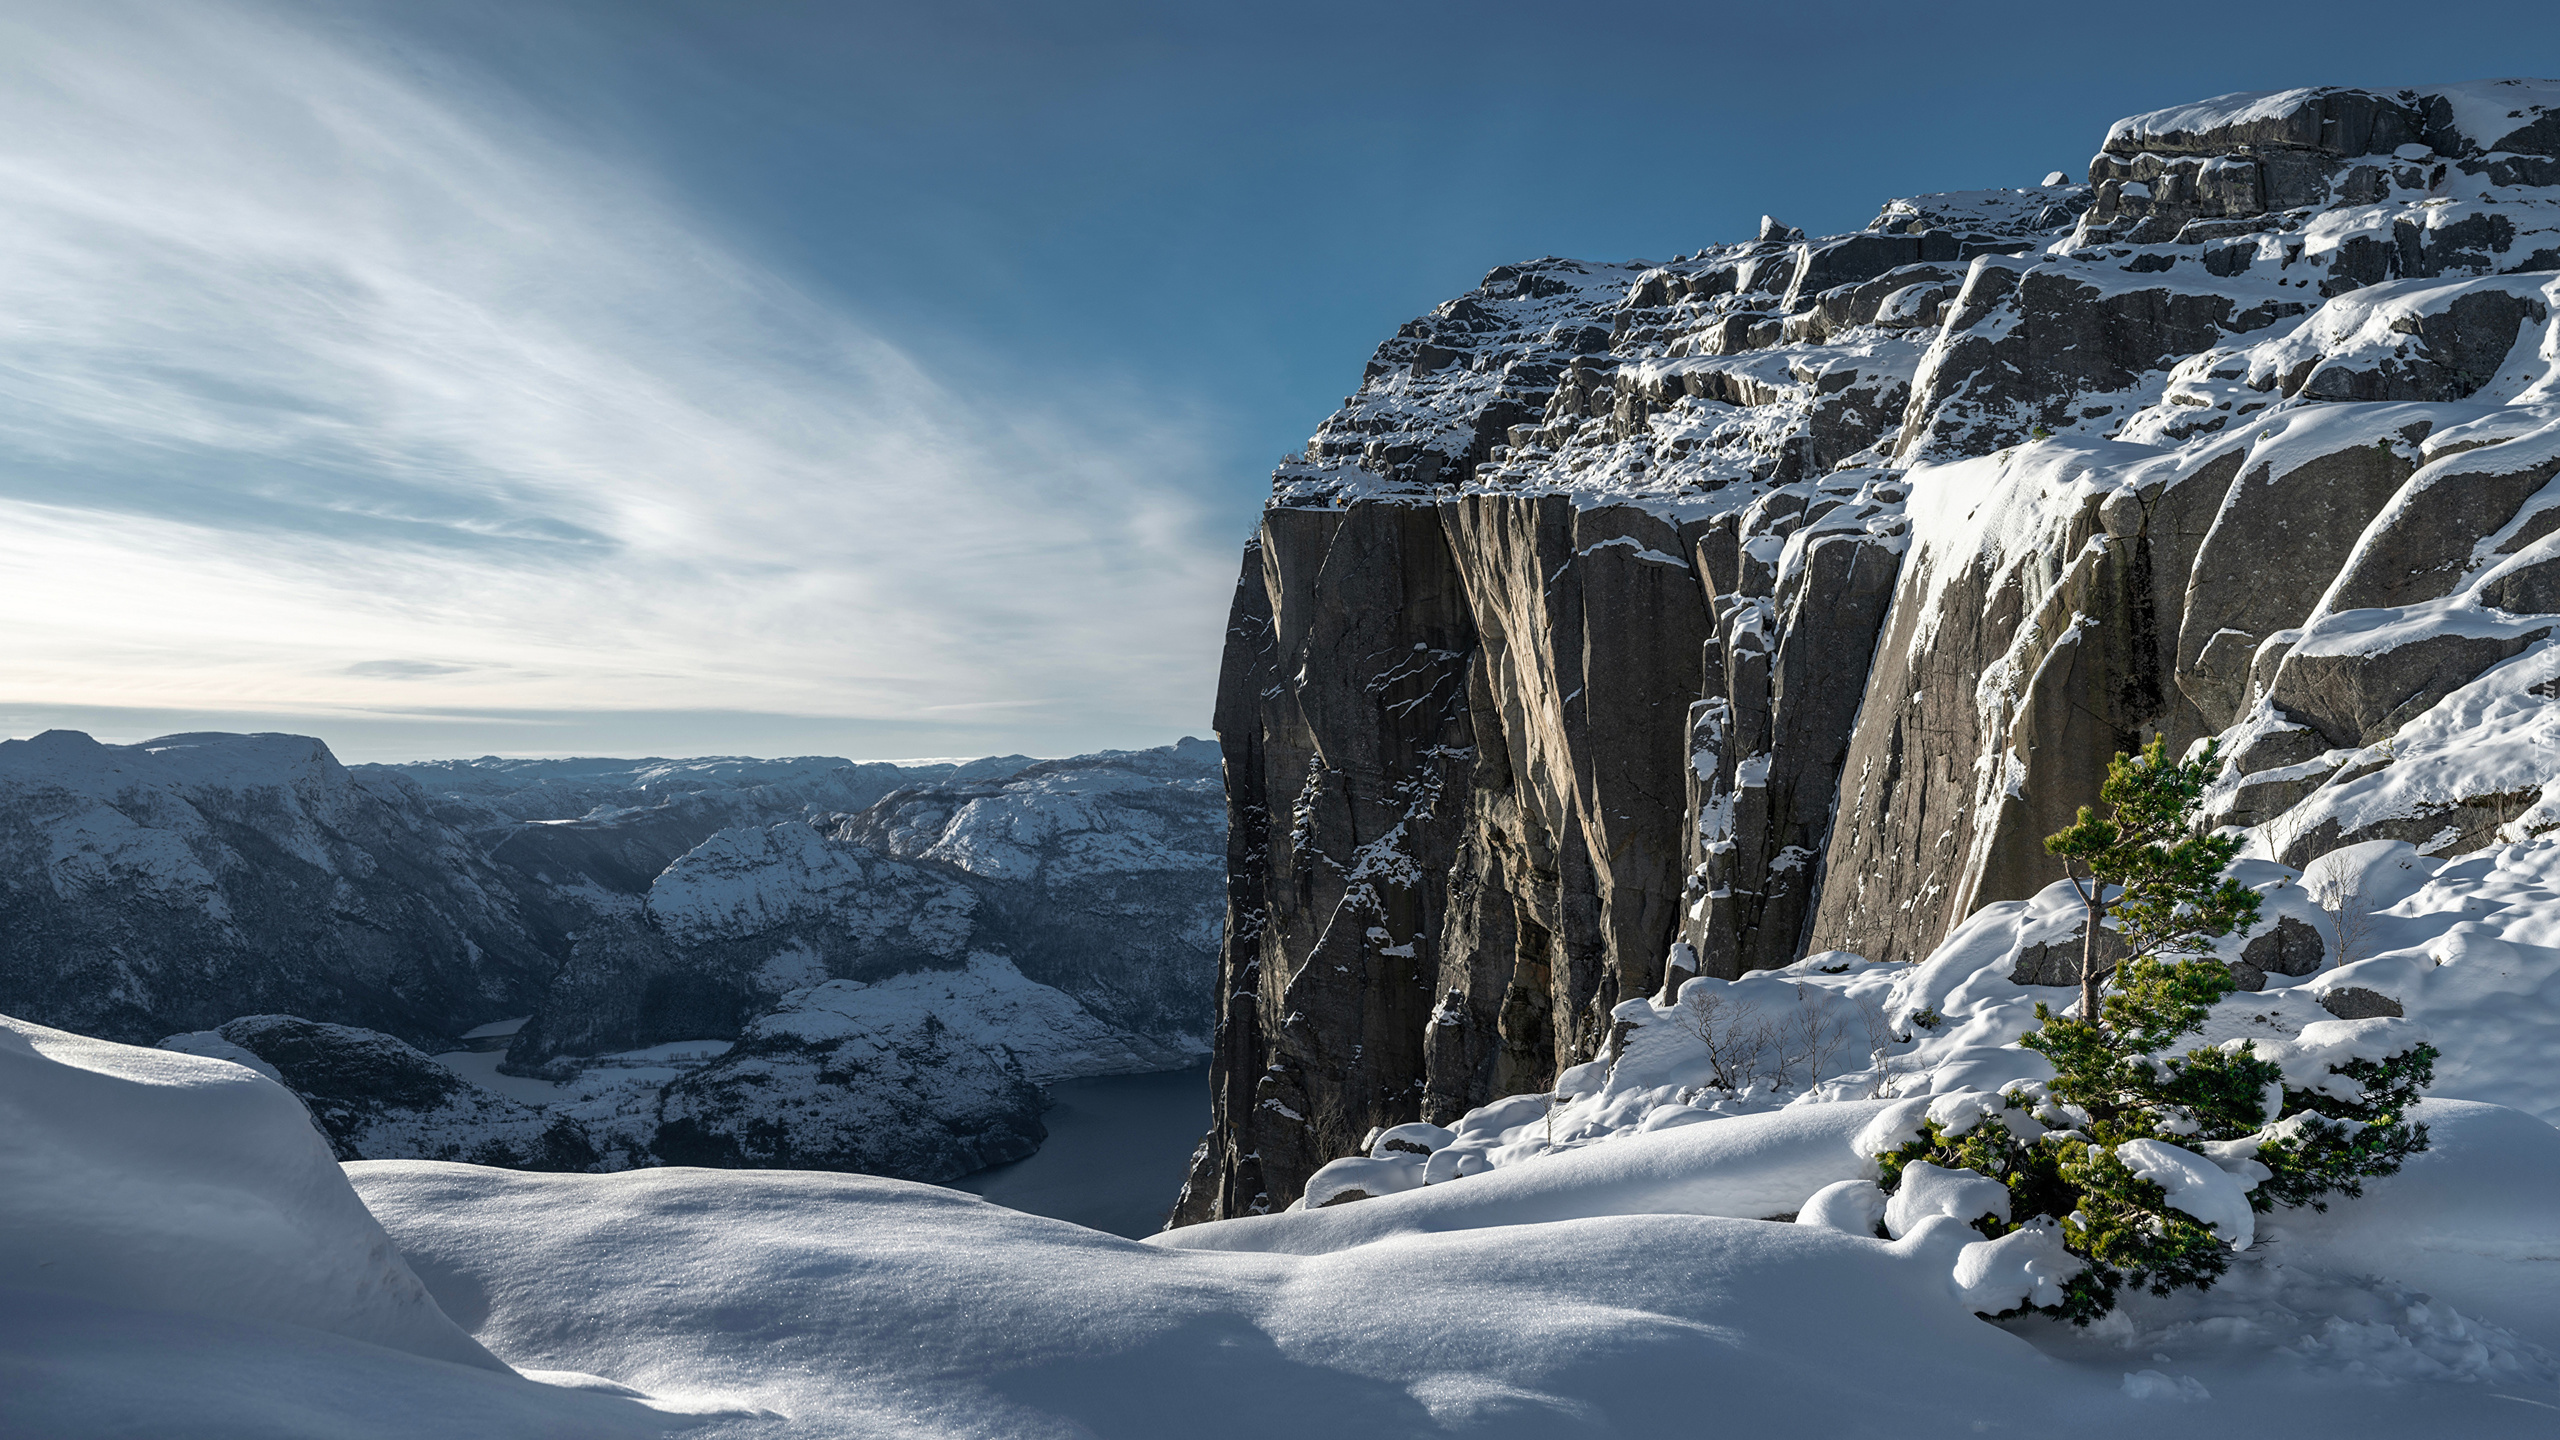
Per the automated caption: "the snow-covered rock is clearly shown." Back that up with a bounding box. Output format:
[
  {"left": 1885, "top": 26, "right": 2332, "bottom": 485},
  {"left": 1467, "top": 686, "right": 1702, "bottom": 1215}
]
[
  {"left": 650, "top": 953, "right": 1181, "bottom": 1181},
  {"left": 160, "top": 1015, "right": 606, "bottom": 1171},
  {"left": 1161, "top": 1100, "right": 1898, "bottom": 1256},
  {"left": 654, "top": 1013, "right": 1045, "bottom": 1182}
]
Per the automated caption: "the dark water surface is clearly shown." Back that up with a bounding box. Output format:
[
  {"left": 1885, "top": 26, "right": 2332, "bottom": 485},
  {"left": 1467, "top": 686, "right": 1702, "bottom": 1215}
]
[{"left": 951, "top": 1063, "right": 1211, "bottom": 1238}]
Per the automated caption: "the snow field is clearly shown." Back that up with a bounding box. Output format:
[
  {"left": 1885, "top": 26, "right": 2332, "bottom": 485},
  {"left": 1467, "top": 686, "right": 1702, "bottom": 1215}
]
[
  {"left": 348, "top": 1157, "right": 2556, "bottom": 1438},
  {"left": 13, "top": 988, "right": 2560, "bottom": 1434}
]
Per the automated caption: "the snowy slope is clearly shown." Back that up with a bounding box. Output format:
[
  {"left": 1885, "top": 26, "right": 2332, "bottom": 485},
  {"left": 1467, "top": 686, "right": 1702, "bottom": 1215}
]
[
  {"left": 0, "top": 1012, "right": 757, "bottom": 1438},
  {"left": 0, "top": 1012, "right": 496, "bottom": 1368},
  {"left": 1295, "top": 839, "right": 2560, "bottom": 1194},
  {"left": 349, "top": 1151, "right": 2560, "bottom": 1438}
]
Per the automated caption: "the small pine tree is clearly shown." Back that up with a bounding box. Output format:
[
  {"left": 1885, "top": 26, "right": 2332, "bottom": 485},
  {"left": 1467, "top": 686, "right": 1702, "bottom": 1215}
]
[
  {"left": 1878, "top": 738, "right": 2435, "bottom": 1323},
  {"left": 2043, "top": 736, "right": 2261, "bottom": 1024}
]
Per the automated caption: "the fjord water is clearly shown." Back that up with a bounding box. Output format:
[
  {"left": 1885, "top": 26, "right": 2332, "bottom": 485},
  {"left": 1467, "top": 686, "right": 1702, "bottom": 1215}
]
[{"left": 951, "top": 1063, "right": 1211, "bottom": 1237}]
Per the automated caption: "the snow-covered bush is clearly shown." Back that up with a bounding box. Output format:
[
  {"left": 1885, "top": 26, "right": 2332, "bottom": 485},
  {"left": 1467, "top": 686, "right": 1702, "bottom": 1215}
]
[
  {"left": 1880, "top": 740, "right": 2436, "bottom": 1323},
  {"left": 1877, "top": 932, "right": 2436, "bottom": 1324}
]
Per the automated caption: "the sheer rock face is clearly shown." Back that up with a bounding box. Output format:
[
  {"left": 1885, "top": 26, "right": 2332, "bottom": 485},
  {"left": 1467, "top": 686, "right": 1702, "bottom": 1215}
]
[{"left": 1184, "top": 80, "right": 2560, "bottom": 1221}]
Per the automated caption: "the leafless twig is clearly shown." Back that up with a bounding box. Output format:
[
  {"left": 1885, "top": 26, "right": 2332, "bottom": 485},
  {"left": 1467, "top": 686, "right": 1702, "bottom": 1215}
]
[{"left": 2299, "top": 855, "right": 2372, "bottom": 969}]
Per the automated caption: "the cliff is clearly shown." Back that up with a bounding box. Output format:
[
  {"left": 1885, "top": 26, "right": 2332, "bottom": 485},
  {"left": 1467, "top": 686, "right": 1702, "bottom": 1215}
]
[{"left": 1178, "top": 81, "right": 2560, "bottom": 1221}]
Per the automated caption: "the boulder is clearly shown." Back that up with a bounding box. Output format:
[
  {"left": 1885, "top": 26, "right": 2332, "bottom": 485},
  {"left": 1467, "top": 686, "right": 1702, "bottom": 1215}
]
[
  {"left": 2009, "top": 926, "right": 2127, "bottom": 988},
  {"left": 2230, "top": 915, "right": 2328, "bottom": 992},
  {"left": 2318, "top": 986, "right": 2405, "bottom": 1020},
  {"left": 2270, "top": 628, "right": 2548, "bottom": 749}
]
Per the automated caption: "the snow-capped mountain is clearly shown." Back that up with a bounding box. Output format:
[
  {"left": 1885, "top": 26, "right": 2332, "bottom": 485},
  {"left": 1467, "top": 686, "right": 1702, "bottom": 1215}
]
[
  {"left": 0, "top": 730, "right": 553, "bottom": 1045},
  {"left": 1186, "top": 80, "right": 2560, "bottom": 1219},
  {"left": 0, "top": 730, "right": 1221, "bottom": 1181},
  {"left": 499, "top": 740, "right": 1222, "bottom": 1074}
]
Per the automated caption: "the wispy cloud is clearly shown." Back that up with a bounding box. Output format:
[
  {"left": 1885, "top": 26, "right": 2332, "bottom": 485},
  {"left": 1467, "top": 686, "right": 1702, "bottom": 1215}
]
[{"left": 0, "top": 0, "right": 1235, "bottom": 752}]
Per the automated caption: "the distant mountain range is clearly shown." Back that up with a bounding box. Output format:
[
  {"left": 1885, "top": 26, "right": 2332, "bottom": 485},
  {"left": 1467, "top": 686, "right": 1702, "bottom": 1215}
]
[{"left": 0, "top": 728, "right": 1221, "bottom": 1181}]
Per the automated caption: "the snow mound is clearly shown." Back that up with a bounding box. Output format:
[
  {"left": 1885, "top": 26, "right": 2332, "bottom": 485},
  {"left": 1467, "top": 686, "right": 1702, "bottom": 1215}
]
[
  {"left": 2117, "top": 1138, "right": 2258, "bottom": 1249},
  {"left": 1955, "top": 1224, "right": 2083, "bottom": 1314},
  {"left": 0, "top": 1013, "right": 494, "bottom": 1368},
  {"left": 1797, "top": 1177, "right": 1889, "bottom": 1236},
  {"left": 331, "top": 1159, "right": 2397, "bottom": 1438},
  {"left": 338, "top": 1153, "right": 2560, "bottom": 1436},
  {"left": 1153, "top": 1100, "right": 1898, "bottom": 1256},
  {"left": 1883, "top": 1161, "right": 2011, "bottom": 1239}
]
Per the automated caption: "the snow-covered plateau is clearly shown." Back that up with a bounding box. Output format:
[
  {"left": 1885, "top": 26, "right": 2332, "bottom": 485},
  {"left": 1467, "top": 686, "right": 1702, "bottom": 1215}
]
[{"left": 0, "top": 730, "right": 1223, "bottom": 1181}]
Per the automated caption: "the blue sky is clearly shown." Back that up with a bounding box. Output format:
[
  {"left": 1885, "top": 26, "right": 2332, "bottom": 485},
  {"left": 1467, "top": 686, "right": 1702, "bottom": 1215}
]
[{"left": 1, "top": 0, "right": 2550, "bottom": 761}]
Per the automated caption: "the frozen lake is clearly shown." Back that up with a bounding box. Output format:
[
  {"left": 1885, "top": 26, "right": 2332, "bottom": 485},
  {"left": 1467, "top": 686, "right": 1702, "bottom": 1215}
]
[{"left": 950, "top": 1063, "right": 1211, "bottom": 1238}]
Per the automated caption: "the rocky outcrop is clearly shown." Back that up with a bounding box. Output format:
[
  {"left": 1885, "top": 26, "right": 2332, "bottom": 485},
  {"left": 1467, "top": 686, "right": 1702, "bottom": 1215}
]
[
  {"left": 648, "top": 955, "right": 1112, "bottom": 1181},
  {"left": 160, "top": 1015, "right": 601, "bottom": 1170},
  {"left": 1184, "top": 80, "right": 2560, "bottom": 1221}
]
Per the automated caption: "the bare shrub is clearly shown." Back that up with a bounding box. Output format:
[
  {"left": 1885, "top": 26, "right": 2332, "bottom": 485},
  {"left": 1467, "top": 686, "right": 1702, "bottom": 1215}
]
[
  {"left": 1669, "top": 988, "right": 1778, "bottom": 1092},
  {"left": 1855, "top": 997, "right": 1906, "bottom": 1098},
  {"left": 1672, "top": 986, "right": 1887, "bottom": 1095},
  {"left": 2299, "top": 854, "right": 2373, "bottom": 969},
  {"left": 1777, "top": 989, "right": 1857, "bottom": 1089}
]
